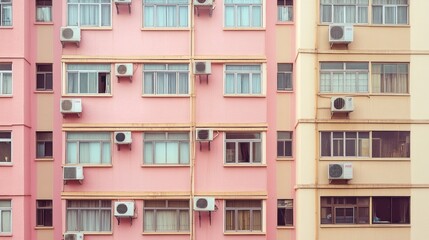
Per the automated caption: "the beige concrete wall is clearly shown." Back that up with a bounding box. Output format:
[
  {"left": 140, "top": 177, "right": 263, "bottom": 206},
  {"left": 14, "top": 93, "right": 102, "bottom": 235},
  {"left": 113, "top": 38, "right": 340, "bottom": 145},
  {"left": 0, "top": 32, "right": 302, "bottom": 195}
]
[
  {"left": 276, "top": 27, "right": 295, "bottom": 62},
  {"left": 36, "top": 94, "right": 54, "bottom": 130},
  {"left": 276, "top": 161, "right": 294, "bottom": 197},
  {"left": 36, "top": 26, "right": 54, "bottom": 63},
  {"left": 36, "top": 161, "right": 53, "bottom": 198},
  {"left": 277, "top": 94, "right": 294, "bottom": 130}
]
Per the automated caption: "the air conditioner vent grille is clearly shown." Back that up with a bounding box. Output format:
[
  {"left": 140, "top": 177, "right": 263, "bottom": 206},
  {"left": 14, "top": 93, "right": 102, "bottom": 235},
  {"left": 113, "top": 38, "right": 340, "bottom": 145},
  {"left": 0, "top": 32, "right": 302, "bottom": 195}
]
[
  {"left": 196, "top": 198, "right": 208, "bottom": 208},
  {"left": 329, "top": 164, "right": 343, "bottom": 178},
  {"left": 333, "top": 97, "right": 346, "bottom": 110},
  {"left": 117, "top": 65, "right": 127, "bottom": 75},
  {"left": 64, "top": 167, "right": 77, "bottom": 179},
  {"left": 115, "top": 132, "right": 126, "bottom": 142},
  {"left": 116, "top": 203, "right": 128, "bottom": 214},
  {"left": 61, "top": 100, "right": 73, "bottom": 111},
  {"left": 197, "top": 130, "right": 209, "bottom": 140},
  {"left": 195, "top": 62, "right": 206, "bottom": 72},
  {"left": 62, "top": 28, "right": 74, "bottom": 39},
  {"left": 197, "top": 0, "right": 206, "bottom": 3},
  {"left": 330, "top": 26, "right": 344, "bottom": 40}
]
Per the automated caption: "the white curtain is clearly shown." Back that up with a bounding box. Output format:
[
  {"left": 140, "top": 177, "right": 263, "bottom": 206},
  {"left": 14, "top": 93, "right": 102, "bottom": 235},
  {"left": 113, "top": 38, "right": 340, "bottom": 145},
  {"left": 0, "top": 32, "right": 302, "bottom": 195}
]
[
  {"left": 66, "top": 133, "right": 111, "bottom": 164},
  {"left": 157, "top": 210, "right": 176, "bottom": 231},
  {"left": 225, "top": 74, "right": 235, "bottom": 94},
  {"left": 144, "top": 133, "right": 189, "bottom": 164},
  {"left": 225, "top": 0, "right": 262, "bottom": 27},
  {"left": 1, "top": 5, "right": 12, "bottom": 26},
  {"left": 0, "top": 201, "right": 11, "bottom": 233},
  {"left": 143, "top": 0, "right": 188, "bottom": 27},
  {"left": 66, "top": 200, "right": 111, "bottom": 232},
  {"left": 67, "top": 64, "right": 110, "bottom": 94},
  {"left": 36, "top": 7, "right": 52, "bottom": 22},
  {"left": 67, "top": 1, "right": 111, "bottom": 26},
  {"left": 1, "top": 73, "right": 12, "bottom": 94}
]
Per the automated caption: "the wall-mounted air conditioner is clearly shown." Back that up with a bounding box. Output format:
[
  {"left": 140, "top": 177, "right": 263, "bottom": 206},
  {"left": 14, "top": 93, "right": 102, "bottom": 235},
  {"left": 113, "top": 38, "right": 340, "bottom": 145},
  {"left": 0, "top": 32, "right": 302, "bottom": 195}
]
[
  {"left": 194, "top": 0, "right": 214, "bottom": 6},
  {"left": 60, "top": 98, "right": 82, "bottom": 115},
  {"left": 328, "top": 163, "right": 353, "bottom": 180},
  {"left": 194, "top": 61, "right": 212, "bottom": 75},
  {"left": 64, "top": 232, "right": 84, "bottom": 240},
  {"left": 193, "top": 197, "right": 215, "bottom": 211},
  {"left": 329, "top": 24, "right": 353, "bottom": 44},
  {"left": 115, "top": 63, "right": 133, "bottom": 77},
  {"left": 114, "top": 0, "right": 131, "bottom": 4},
  {"left": 196, "top": 128, "right": 213, "bottom": 141},
  {"left": 114, "top": 131, "right": 132, "bottom": 144},
  {"left": 63, "top": 166, "right": 84, "bottom": 181},
  {"left": 331, "top": 96, "right": 354, "bottom": 113},
  {"left": 60, "top": 27, "right": 81, "bottom": 46},
  {"left": 114, "top": 202, "right": 135, "bottom": 217}
]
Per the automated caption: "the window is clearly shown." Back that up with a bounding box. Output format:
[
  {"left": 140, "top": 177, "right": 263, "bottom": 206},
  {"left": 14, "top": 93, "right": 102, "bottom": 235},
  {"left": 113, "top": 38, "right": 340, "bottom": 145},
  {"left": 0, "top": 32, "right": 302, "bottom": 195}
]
[
  {"left": 372, "top": 63, "right": 408, "bottom": 94},
  {"left": 0, "top": 0, "right": 12, "bottom": 26},
  {"left": 320, "top": 62, "right": 368, "bottom": 93},
  {"left": 66, "top": 132, "right": 111, "bottom": 165},
  {"left": 225, "top": 0, "right": 263, "bottom": 28},
  {"left": 0, "top": 200, "right": 11, "bottom": 233},
  {"left": 143, "top": 64, "right": 189, "bottom": 95},
  {"left": 143, "top": 132, "right": 189, "bottom": 165},
  {"left": 277, "top": 63, "right": 292, "bottom": 91},
  {"left": 0, "top": 63, "right": 12, "bottom": 95},
  {"left": 277, "top": 131, "right": 292, "bottom": 157},
  {"left": 277, "top": 0, "right": 293, "bottom": 22},
  {"left": 66, "top": 200, "right": 111, "bottom": 232},
  {"left": 372, "top": 197, "right": 410, "bottom": 224},
  {"left": 225, "top": 132, "right": 262, "bottom": 164},
  {"left": 321, "top": 197, "right": 369, "bottom": 224},
  {"left": 320, "top": 0, "right": 368, "bottom": 24},
  {"left": 67, "top": 0, "right": 111, "bottom": 27},
  {"left": 66, "top": 64, "right": 111, "bottom": 94},
  {"left": 225, "top": 65, "right": 262, "bottom": 95},
  {"left": 36, "top": 132, "right": 53, "bottom": 159},
  {"left": 225, "top": 200, "right": 262, "bottom": 232},
  {"left": 36, "top": 200, "right": 52, "bottom": 227},
  {"left": 36, "top": 64, "right": 53, "bottom": 91},
  {"left": 0, "top": 132, "right": 11, "bottom": 163},
  {"left": 277, "top": 199, "right": 293, "bottom": 226},
  {"left": 372, "top": 0, "right": 408, "bottom": 24},
  {"left": 143, "top": 200, "right": 190, "bottom": 232},
  {"left": 143, "top": 0, "right": 189, "bottom": 28},
  {"left": 36, "top": 0, "right": 52, "bottom": 22},
  {"left": 321, "top": 132, "right": 370, "bottom": 157},
  {"left": 372, "top": 131, "right": 409, "bottom": 158}
]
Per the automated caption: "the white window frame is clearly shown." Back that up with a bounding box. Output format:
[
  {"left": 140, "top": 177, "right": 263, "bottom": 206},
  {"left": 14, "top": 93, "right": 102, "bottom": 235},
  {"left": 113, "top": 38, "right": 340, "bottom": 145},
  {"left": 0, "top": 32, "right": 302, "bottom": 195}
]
[
  {"left": 224, "top": 64, "right": 265, "bottom": 96},
  {"left": 224, "top": 132, "right": 265, "bottom": 164},
  {"left": 320, "top": 0, "right": 368, "bottom": 24},
  {"left": 143, "top": 64, "right": 189, "bottom": 96},
  {"left": 36, "top": 0, "right": 52, "bottom": 22},
  {"left": 143, "top": 132, "right": 190, "bottom": 165},
  {"left": 66, "top": 132, "right": 112, "bottom": 165},
  {"left": 142, "top": 0, "right": 190, "bottom": 28},
  {"left": 320, "top": 131, "right": 370, "bottom": 158},
  {"left": 66, "top": 0, "right": 112, "bottom": 27},
  {"left": 0, "top": 132, "right": 12, "bottom": 164},
  {"left": 0, "top": 200, "right": 11, "bottom": 234},
  {"left": 0, "top": 63, "right": 12, "bottom": 96},
  {"left": 277, "top": 0, "right": 293, "bottom": 22},
  {"left": 66, "top": 200, "right": 111, "bottom": 232},
  {"left": 65, "top": 64, "right": 111, "bottom": 95},
  {"left": 0, "top": 0, "right": 12, "bottom": 27},
  {"left": 224, "top": 0, "right": 264, "bottom": 28},
  {"left": 372, "top": 0, "right": 408, "bottom": 25},
  {"left": 224, "top": 200, "right": 264, "bottom": 232},
  {"left": 143, "top": 200, "right": 190, "bottom": 232},
  {"left": 320, "top": 62, "right": 369, "bottom": 93},
  {"left": 371, "top": 63, "right": 408, "bottom": 94}
]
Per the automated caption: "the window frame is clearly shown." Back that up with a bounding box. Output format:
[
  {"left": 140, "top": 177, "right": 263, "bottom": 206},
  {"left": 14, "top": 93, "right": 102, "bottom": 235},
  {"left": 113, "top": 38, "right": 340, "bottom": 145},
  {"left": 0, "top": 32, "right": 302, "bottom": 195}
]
[
  {"left": 224, "top": 64, "right": 264, "bottom": 96},
  {"left": 277, "top": 131, "right": 292, "bottom": 158},
  {"left": 66, "top": 200, "right": 112, "bottom": 232},
  {"left": 36, "top": 131, "right": 53, "bottom": 159},
  {"left": 319, "top": 62, "right": 369, "bottom": 93},
  {"left": 65, "top": 132, "right": 112, "bottom": 165},
  {"left": 320, "top": 0, "right": 369, "bottom": 24},
  {"left": 143, "top": 132, "right": 190, "bottom": 165},
  {"left": 143, "top": 200, "right": 190, "bottom": 232},
  {"left": 36, "top": 200, "right": 53, "bottom": 227},
  {"left": 0, "top": 0, "right": 12, "bottom": 27},
  {"left": 224, "top": 200, "right": 263, "bottom": 232},
  {"left": 142, "top": 63, "right": 190, "bottom": 96},
  {"left": 371, "top": 63, "right": 409, "bottom": 94},
  {"left": 0, "top": 132, "right": 12, "bottom": 164},
  {"left": 277, "top": 63, "right": 293, "bottom": 91},
  {"left": 65, "top": 64, "right": 111, "bottom": 95},
  {"left": 142, "top": 0, "right": 190, "bottom": 28},
  {"left": 35, "top": 0, "right": 52, "bottom": 23},
  {"left": 224, "top": 0, "right": 264, "bottom": 29},
  {"left": 224, "top": 132, "right": 264, "bottom": 164},
  {"left": 277, "top": 0, "right": 293, "bottom": 22},
  {"left": 66, "top": 0, "right": 112, "bottom": 27},
  {"left": 0, "top": 63, "right": 12, "bottom": 96},
  {"left": 320, "top": 131, "right": 370, "bottom": 158},
  {"left": 372, "top": 0, "right": 408, "bottom": 25},
  {"left": 36, "top": 64, "right": 53, "bottom": 91},
  {"left": 0, "top": 200, "right": 12, "bottom": 234},
  {"left": 320, "top": 197, "right": 370, "bottom": 225},
  {"left": 277, "top": 199, "right": 293, "bottom": 227}
]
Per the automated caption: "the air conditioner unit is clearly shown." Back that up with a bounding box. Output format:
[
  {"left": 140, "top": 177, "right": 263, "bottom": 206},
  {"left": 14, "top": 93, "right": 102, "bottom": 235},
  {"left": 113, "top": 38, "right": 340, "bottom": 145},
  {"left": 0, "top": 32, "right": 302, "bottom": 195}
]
[
  {"left": 115, "top": 63, "right": 133, "bottom": 77},
  {"left": 60, "top": 98, "right": 82, "bottom": 115},
  {"left": 114, "top": 131, "right": 132, "bottom": 144},
  {"left": 64, "top": 232, "right": 84, "bottom": 240},
  {"left": 193, "top": 61, "right": 212, "bottom": 75},
  {"left": 328, "top": 163, "right": 353, "bottom": 180},
  {"left": 329, "top": 24, "right": 353, "bottom": 44},
  {"left": 60, "top": 27, "right": 81, "bottom": 43},
  {"left": 196, "top": 128, "right": 213, "bottom": 141},
  {"left": 114, "top": 202, "right": 135, "bottom": 217},
  {"left": 193, "top": 197, "right": 215, "bottom": 211},
  {"left": 114, "top": 0, "right": 131, "bottom": 4},
  {"left": 63, "top": 166, "right": 84, "bottom": 181},
  {"left": 331, "top": 96, "right": 354, "bottom": 113},
  {"left": 194, "top": 0, "right": 214, "bottom": 6}
]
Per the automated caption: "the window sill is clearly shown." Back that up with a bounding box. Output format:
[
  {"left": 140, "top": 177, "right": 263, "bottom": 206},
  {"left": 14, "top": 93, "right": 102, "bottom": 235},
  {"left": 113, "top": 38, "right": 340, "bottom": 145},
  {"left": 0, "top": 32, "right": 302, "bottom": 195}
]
[
  {"left": 0, "top": 95, "right": 13, "bottom": 98},
  {"left": 224, "top": 94, "right": 266, "bottom": 98},
  {"left": 35, "top": 226, "right": 54, "bottom": 230},
  {"left": 141, "top": 164, "right": 190, "bottom": 168},
  {"left": 0, "top": 163, "right": 13, "bottom": 167},
  {"left": 277, "top": 157, "right": 294, "bottom": 161},
  {"left": 224, "top": 163, "right": 267, "bottom": 167},
  {"left": 318, "top": 23, "right": 410, "bottom": 28},
  {"left": 62, "top": 94, "right": 112, "bottom": 97},
  {"left": 142, "top": 232, "right": 190, "bottom": 235},
  {"left": 318, "top": 93, "right": 410, "bottom": 97},
  {"left": 277, "top": 226, "right": 294, "bottom": 229},
  {"left": 223, "top": 27, "right": 266, "bottom": 31},
  {"left": 63, "top": 164, "right": 113, "bottom": 168},
  {"left": 35, "top": 158, "right": 54, "bottom": 162},
  {"left": 277, "top": 90, "right": 294, "bottom": 93},
  {"left": 224, "top": 231, "right": 265, "bottom": 235},
  {"left": 34, "top": 90, "right": 54, "bottom": 94},
  {"left": 0, "top": 233, "right": 12, "bottom": 236},
  {"left": 73, "top": 232, "right": 112, "bottom": 235},
  {"left": 276, "top": 21, "right": 294, "bottom": 25},
  {"left": 319, "top": 157, "right": 410, "bottom": 162},
  {"left": 321, "top": 224, "right": 410, "bottom": 228},
  {"left": 79, "top": 27, "right": 112, "bottom": 31},
  {"left": 0, "top": 26, "right": 13, "bottom": 29},
  {"left": 34, "top": 22, "right": 54, "bottom": 25},
  {"left": 141, "top": 95, "right": 190, "bottom": 98},
  {"left": 141, "top": 27, "right": 190, "bottom": 31}
]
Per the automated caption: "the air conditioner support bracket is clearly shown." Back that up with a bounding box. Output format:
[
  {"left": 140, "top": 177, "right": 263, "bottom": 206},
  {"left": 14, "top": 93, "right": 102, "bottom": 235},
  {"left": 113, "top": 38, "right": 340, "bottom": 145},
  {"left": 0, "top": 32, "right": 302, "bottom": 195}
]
[
  {"left": 115, "top": 3, "right": 131, "bottom": 14},
  {"left": 197, "top": 211, "right": 212, "bottom": 227},
  {"left": 117, "top": 144, "right": 131, "bottom": 151},
  {"left": 61, "top": 42, "right": 80, "bottom": 48},
  {"left": 194, "top": 6, "right": 214, "bottom": 17},
  {"left": 199, "top": 141, "right": 210, "bottom": 151},
  {"left": 63, "top": 179, "right": 83, "bottom": 185},
  {"left": 116, "top": 216, "right": 133, "bottom": 226},
  {"left": 197, "top": 74, "right": 209, "bottom": 84},
  {"left": 117, "top": 76, "right": 132, "bottom": 83}
]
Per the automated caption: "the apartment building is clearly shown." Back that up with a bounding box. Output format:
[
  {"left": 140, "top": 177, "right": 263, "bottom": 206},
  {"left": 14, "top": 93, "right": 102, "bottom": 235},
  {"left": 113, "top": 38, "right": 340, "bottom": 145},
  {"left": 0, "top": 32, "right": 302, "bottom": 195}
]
[{"left": 0, "top": 1, "right": 428, "bottom": 240}]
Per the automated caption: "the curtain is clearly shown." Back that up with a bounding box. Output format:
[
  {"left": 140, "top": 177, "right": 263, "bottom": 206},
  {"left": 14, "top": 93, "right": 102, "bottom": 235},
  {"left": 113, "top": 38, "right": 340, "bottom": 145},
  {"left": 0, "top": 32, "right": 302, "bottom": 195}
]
[
  {"left": 252, "top": 73, "right": 261, "bottom": 94},
  {"left": 252, "top": 142, "right": 261, "bottom": 162},
  {"left": 101, "top": 4, "right": 110, "bottom": 26},
  {"left": 1, "top": 210, "right": 11, "bottom": 232},
  {"left": 179, "top": 6, "right": 188, "bottom": 27},
  {"left": 178, "top": 73, "right": 188, "bottom": 94},
  {"left": 225, "top": 6, "right": 235, "bottom": 27},
  {"left": 345, "top": 6, "right": 355, "bottom": 23},
  {"left": 1, "top": 5, "right": 12, "bottom": 26},
  {"left": 237, "top": 210, "right": 251, "bottom": 230},
  {"left": 167, "top": 73, "right": 176, "bottom": 94},
  {"left": 144, "top": 6, "right": 154, "bottom": 27},
  {"left": 144, "top": 72, "right": 155, "bottom": 94},
  {"left": 154, "top": 142, "right": 166, "bottom": 163},
  {"left": 157, "top": 210, "right": 176, "bottom": 231},
  {"left": 238, "top": 142, "right": 250, "bottom": 162},
  {"left": 1, "top": 73, "right": 12, "bottom": 94},
  {"left": 373, "top": 6, "right": 382, "bottom": 23},
  {"left": 225, "top": 210, "right": 235, "bottom": 230},
  {"left": 66, "top": 133, "right": 111, "bottom": 164},
  {"left": 144, "top": 210, "right": 155, "bottom": 231},
  {"left": 80, "top": 5, "right": 99, "bottom": 26},
  {"left": 237, "top": 74, "right": 250, "bottom": 94},
  {"left": 179, "top": 210, "right": 189, "bottom": 231},
  {"left": 225, "top": 74, "right": 235, "bottom": 94},
  {"left": 180, "top": 142, "right": 190, "bottom": 164},
  {"left": 321, "top": 5, "right": 332, "bottom": 22},
  {"left": 36, "top": 7, "right": 52, "bottom": 22}
]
